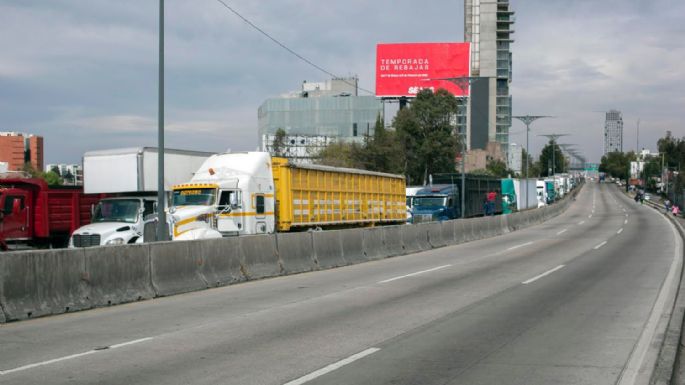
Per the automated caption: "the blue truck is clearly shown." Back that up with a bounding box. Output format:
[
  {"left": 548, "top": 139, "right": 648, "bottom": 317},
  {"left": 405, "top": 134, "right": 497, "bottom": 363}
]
[{"left": 409, "top": 181, "right": 503, "bottom": 223}]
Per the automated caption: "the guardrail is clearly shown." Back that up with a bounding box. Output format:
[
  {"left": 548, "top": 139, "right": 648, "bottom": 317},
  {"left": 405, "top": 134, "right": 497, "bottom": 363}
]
[{"left": 0, "top": 184, "right": 582, "bottom": 323}]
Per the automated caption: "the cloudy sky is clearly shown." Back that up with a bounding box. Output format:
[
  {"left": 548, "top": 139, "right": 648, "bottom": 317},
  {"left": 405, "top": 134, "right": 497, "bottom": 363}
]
[{"left": 1, "top": 0, "right": 683, "bottom": 165}]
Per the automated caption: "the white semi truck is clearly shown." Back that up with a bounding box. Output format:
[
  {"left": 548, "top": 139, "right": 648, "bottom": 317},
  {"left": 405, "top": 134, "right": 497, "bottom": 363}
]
[
  {"left": 69, "top": 147, "right": 214, "bottom": 247},
  {"left": 168, "top": 152, "right": 406, "bottom": 240}
]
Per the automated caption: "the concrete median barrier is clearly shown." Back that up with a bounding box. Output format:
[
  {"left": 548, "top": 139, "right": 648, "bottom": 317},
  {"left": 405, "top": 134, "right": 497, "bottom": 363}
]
[
  {"left": 240, "top": 234, "right": 280, "bottom": 280},
  {"left": 383, "top": 225, "right": 405, "bottom": 257},
  {"left": 453, "top": 219, "right": 466, "bottom": 245},
  {"left": 277, "top": 232, "right": 316, "bottom": 273},
  {"left": 500, "top": 215, "right": 511, "bottom": 234},
  {"left": 363, "top": 227, "right": 386, "bottom": 260},
  {"left": 198, "top": 237, "right": 244, "bottom": 287},
  {"left": 150, "top": 240, "right": 208, "bottom": 297},
  {"left": 313, "top": 230, "right": 346, "bottom": 269},
  {"left": 428, "top": 222, "right": 448, "bottom": 248},
  {"left": 1, "top": 248, "right": 89, "bottom": 322},
  {"left": 341, "top": 228, "right": 366, "bottom": 265},
  {"left": 402, "top": 223, "right": 431, "bottom": 254},
  {"left": 471, "top": 217, "right": 487, "bottom": 241},
  {"left": 85, "top": 244, "right": 154, "bottom": 308},
  {"left": 441, "top": 221, "right": 456, "bottom": 245}
]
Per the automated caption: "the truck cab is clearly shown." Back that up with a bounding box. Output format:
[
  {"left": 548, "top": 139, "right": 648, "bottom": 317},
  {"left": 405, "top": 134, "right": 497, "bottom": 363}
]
[
  {"left": 169, "top": 152, "right": 276, "bottom": 239},
  {"left": 69, "top": 197, "right": 156, "bottom": 247},
  {"left": 0, "top": 188, "right": 30, "bottom": 246},
  {"left": 410, "top": 185, "right": 460, "bottom": 223}
]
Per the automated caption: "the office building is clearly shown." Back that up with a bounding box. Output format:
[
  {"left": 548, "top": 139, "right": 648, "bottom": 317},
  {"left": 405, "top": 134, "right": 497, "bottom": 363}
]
[
  {"left": 258, "top": 77, "right": 382, "bottom": 163},
  {"left": 604, "top": 110, "right": 623, "bottom": 154},
  {"left": 464, "top": 0, "right": 515, "bottom": 158},
  {"left": 0, "top": 132, "right": 43, "bottom": 172}
]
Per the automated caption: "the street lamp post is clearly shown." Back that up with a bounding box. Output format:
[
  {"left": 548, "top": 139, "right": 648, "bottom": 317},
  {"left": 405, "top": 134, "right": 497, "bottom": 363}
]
[
  {"left": 513, "top": 115, "right": 551, "bottom": 209},
  {"left": 157, "top": 0, "right": 167, "bottom": 241}
]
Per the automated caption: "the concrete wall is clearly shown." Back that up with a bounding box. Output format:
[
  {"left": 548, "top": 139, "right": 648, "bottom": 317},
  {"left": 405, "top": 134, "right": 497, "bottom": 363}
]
[{"left": 0, "top": 184, "right": 583, "bottom": 323}]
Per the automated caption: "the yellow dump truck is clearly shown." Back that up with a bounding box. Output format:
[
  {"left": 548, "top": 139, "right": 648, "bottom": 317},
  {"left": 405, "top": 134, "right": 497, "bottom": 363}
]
[{"left": 169, "top": 152, "right": 406, "bottom": 239}]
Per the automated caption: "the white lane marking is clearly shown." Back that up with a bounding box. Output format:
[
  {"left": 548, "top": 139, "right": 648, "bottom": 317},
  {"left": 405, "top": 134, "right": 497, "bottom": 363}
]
[
  {"left": 283, "top": 348, "right": 381, "bottom": 385},
  {"left": 506, "top": 241, "right": 534, "bottom": 251},
  {"left": 556, "top": 229, "right": 568, "bottom": 235},
  {"left": 589, "top": 214, "right": 593, "bottom": 219},
  {"left": 578, "top": 220, "right": 585, "bottom": 225},
  {"left": 522, "top": 265, "right": 565, "bottom": 285},
  {"left": 594, "top": 241, "right": 607, "bottom": 249},
  {"left": 109, "top": 337, "right": 154, "bottom": 349},
  {"left": 625, "top": 219, "right": 628, "bottom": 224},
  {"left": 617, "top": 228, "right": 623, "bottom": 234},
  {"left": 379, "top": 265, "right": 452, "bottom": 284},
  {"left": 0, "top": 337, "right": 154, "bottom": 376}
]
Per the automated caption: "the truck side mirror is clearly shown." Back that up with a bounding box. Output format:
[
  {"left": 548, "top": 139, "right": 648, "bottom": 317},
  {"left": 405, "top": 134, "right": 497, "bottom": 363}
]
[{"left": 230, "top": 193, "right": 238, "bottom": 209}]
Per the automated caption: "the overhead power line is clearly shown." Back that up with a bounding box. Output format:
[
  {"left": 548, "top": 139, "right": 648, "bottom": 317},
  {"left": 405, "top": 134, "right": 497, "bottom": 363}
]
[{"left": 213, "top": 0, "right": 374, "bottom": 95}]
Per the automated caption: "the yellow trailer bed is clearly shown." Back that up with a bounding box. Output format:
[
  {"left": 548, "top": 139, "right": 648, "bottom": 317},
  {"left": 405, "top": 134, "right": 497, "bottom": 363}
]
[{"left": 271, "top": 157, "right": 406, "bottom": 231}]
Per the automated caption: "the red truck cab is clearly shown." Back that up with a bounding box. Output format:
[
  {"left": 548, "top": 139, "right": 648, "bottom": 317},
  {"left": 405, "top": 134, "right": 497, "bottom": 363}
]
[{"left": 0, "top": 178, "right": 105, "bottom": 250}]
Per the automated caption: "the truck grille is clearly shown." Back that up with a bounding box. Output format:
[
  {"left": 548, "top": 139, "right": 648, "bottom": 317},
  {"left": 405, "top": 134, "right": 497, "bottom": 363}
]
[
  {"left": 73, "top": 234, "right": 101, "bottom": 247},
  {"left": 413, "top": 214, "right": 434, "bottom": 223}
]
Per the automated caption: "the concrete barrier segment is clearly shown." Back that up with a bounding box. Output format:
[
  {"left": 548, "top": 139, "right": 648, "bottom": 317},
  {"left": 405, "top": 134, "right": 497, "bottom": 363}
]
[
  {"left": 0, "top": 248, "right": 89, "bottom": 322},
  {"left": 440, "top": 220, "right": 457, "bottom": 246},
  {"left": 428, "top": 222, "right": 447, "bottom": 248},
  {"left": 382, "top": 225, "right": 405, "bottom": 257},
  {"left": 150, "top": 240, "right": 208, "bottom": 297},
  {"left": 452, "top": 219, "right": 466, "bottom": 245},
  {"left": 84, "top": 243, "right": 154, "bottom": 308},
  {"left": 362, "top": 227, "right": 385, "bottom": 260},
  {"left": 276, "top": 232, "right": 316, "bottom": 274},
  {"left": 239, "top": 234, "right": 280, "bottom": 280},
  {"left": 198, "top": 237, "right": 244, "bottom": 287},
  {"left": 313, "top": 230, "right": 346, "bottom": 269},
  {"left": 341, "top": 228, "right": 366, "bottom": 265}
]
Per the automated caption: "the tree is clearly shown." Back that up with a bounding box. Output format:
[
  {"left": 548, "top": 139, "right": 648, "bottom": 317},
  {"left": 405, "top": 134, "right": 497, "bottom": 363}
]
[
  {"left": 538, "top": 140, "right": 565, "bottom": 177},
  {"left": 315, "top": 141, "right": 366, "bottom": 169},
  {"left": 50, "top": 165, "right": 61, "bottom": 176},
  {"left": 360, "top": 115, "right": 405, "bottom": 174},
  {"left": 21, "top": 162, "right": 62, "bottom": 186},
  {"left": 271, "top": 128, "right": 287, "bottom": 157},
  {"left": 520, "top": 148, "right": 541, "bottom": 178},
  {"left": 44, "top": 171, "right": 62, "bottom": 186},
  {"left": 393, "top": 88, "right": 460, "bottom": 185},
  {"left": 599, "top": 151, "right": 636, "bottom": 181},
  {"left": 486, "top": 158, "right": 513, "bottom": 178}
]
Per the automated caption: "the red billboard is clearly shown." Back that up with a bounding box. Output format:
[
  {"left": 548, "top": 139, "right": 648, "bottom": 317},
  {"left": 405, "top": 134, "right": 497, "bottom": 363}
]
[{"left": 375, "top": 42, "right": 470, "bottom": 98}]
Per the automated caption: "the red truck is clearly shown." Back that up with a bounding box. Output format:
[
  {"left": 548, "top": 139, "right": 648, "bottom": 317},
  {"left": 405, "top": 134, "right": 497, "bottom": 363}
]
[{"left": 0, "top": 178, "right": 105, "bottom": 250}]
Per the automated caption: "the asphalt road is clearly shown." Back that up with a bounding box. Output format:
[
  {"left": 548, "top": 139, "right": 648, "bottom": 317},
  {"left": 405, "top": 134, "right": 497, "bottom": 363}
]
[{"left": 0, "top": 181, "right": 680, "bottom": 385}]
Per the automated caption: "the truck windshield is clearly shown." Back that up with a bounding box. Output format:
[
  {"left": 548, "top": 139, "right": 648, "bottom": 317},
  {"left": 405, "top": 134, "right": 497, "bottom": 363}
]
[
  {"left": 93, "top": 199, "right": 140, "bottom": 223},
  {"left": 413, "top": 196, "right": 448, "bottom": 208},
  {"left": 173, "top": 188, "right": 216, "bottom": 206}
]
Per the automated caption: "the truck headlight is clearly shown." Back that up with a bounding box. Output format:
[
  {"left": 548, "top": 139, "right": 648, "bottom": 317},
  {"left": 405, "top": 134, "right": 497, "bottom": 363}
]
[{"left": 106, "top": 238, "right": 125, "bottom": 245}]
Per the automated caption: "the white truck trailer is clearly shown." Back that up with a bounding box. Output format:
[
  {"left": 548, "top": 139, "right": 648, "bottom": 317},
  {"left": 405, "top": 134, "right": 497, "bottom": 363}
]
[{"left": 69, "top": 147, "right": 214, "bottom": 247}]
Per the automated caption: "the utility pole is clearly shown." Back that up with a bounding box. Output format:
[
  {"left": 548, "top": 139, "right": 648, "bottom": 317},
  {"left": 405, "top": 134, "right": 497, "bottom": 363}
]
[
  {"left": 513, "top": 115, "right": 552, "bottom": 209},
  {"left": 157, "top": 0, "right": 167, "bottom": 241}
]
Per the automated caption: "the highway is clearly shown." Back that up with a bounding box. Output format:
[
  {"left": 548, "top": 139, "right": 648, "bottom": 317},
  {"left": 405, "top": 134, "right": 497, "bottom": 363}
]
[{"left": 0, "top": 181, "right": 680, "bottom": 385}]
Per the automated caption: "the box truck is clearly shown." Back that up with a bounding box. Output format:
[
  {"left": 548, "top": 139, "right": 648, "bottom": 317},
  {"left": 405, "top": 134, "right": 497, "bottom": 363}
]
[{"left": 69, "top": 147, "right": 213, "bottom": 247}]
